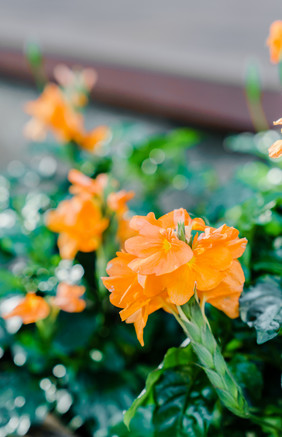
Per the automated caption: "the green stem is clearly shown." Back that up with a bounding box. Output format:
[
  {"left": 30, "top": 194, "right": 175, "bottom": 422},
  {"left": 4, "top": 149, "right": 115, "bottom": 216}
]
[
  {"left": 175, "top": 297, "right": 281, "bottom": 434},
  {"left": 96, "top": 243, "right": 108, "bottom": 297},
  {"left": 176, "top": 297, "right": 249, "bottom": 418}
]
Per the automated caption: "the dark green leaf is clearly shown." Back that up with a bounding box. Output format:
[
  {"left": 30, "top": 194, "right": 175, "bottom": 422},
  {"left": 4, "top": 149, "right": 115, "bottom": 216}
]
[{"left": 125, "top": 345, "right": 215, "bottom": 436}]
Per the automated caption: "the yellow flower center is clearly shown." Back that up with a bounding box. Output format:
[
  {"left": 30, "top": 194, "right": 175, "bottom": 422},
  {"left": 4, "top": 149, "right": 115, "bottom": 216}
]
[
  {"left": 163, "top": 239, "right": 172, "bottom": 252},
  {"left": 187, "top": 256, "right": 195, "bottom": 266}
]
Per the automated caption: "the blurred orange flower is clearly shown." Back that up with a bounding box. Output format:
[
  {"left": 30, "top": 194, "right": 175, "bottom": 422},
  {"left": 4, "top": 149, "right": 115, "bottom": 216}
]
[
  {"left": 267, "top": 20, "right": 282, "bottom": 63},
  {"left": 24, "top": 84, "right": 84, "bottom": 143},
  {"left": 68, "top": 169, "right": 108, "bottom": 198},
  {"left": 24, "top": 83, "right": 109, "bottom": 152},
  {"left": 47, "top": 196, "right": 109, "bottom": 259},
  {"left": 107, "top": 190, "right": 135, "bottom": 216},
  {"left": 3, "top": 292, "right": 50, "bottom": 324},
  {"left": 77, "top": 126, "right": 110, "bottom": 153},
  {"left": 52, "top": 283, "right": 86, "bottom": 313},
  {"left": 268, "top": 139, "right": 282, "bottom": 158},
  {"left": 103, "top": 209, "right": 247, "bottom": 345},
  {"left": 107, "top": 189, "right": 136, "bottom": 247}
]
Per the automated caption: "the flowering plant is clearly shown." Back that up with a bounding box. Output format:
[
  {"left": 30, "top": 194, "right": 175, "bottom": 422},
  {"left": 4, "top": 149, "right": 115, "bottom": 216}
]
[{"left": 0, "top": 24, "right": 281, "bottom": 437}]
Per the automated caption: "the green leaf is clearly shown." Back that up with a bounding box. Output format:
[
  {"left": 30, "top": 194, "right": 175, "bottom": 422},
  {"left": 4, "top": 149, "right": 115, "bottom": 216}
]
[
  {"left": 111, "top": 406, "right": 155, "bottom": 437},
  {"left": 25, "top": 42, "right": 43, "bottom": 68},
  {"left": 245, "top": 62, "right": 261, "bottom": 103},
  {"left": 240, "top": 277, "right": 282, "bottom": 344},
  {"left": 124, "top": 345, "right": 194, "bottom": 427},
  {"left": 0, "top": 270, "right": 24, "bottom": 298},
  {"left": 153, "top": 369, "right": 214, "bottom": 437},
  {"left": 125, "top": 345, "right": 216, "bottom": 436}
]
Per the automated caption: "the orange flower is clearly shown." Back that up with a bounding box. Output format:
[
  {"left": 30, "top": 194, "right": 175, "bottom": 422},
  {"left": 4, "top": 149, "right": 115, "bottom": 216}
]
[
  {"left": 77, "top": 126, "right": 110, "bottom": 153},
  {"left": 107, "top": 190, "right": 135, "bottom": 216},
  {"left": 47, "top": 196, "right": 109, "bottom": 259},
  {"left": 107, "top": 190, "right": 135, "bottom": 247},
  {"left": 124, "top": 209, "right": 203, "bottom": 276},
  {"left": 24, "top": 84, "right": 109, "bottom": 152},
  {"left": 24, "top": 84, "right": 84, "bottom": 143},
  {"left": 103, "top": 209, "right": 247, "bottom": 345},
  {"left": 197, "top": 260, "right": 244, "bottom": 319},
  {"left": 142, "top": 224, "right": 246, "bottom": 306},
  {"left": 3, "top": 292, "right": 50, "bottom": 324},
  {"left": 267, "top": 21, "right": 282, "bottom": 63},
  {"left": 68, "top": 169, "right": 108, "bottom": 198},
  {"left": 52, "top": 283, "right": 86, "bottom": 312},
  {"left": 102, "top": 252, "right": 174, "bottom": 346},
  {"left": 268, "top": 139, "right": 282, "bottom": 158}
]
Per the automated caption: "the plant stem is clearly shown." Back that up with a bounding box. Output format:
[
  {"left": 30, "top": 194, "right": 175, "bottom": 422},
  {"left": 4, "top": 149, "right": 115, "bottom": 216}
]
[
  {"left": 175, "top": 297, "right": 282, "bottom": 434},
  {"left": 176, "top": 297, "right": 249, "bottom": 418}
]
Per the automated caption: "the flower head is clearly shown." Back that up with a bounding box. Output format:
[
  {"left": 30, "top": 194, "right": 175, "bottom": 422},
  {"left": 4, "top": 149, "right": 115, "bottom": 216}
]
[
  {"left": 77, "top": 126, "right": 110, "bottom": 153},
  {"left": 102, "top": 252, "right": 174, "bottom": 345},
  {"left": 24, "top": 84, "right": 84, "bottom": 143},
  {"left": 3, "top": 293, "right": 50, "bottom": 324},
  {"left": 124, "top": 210, "right": 197, "bottom": 276},
  {"left": 24, "top": 83, "right": 109, "bottom": 152},
  {"left": 103, "top": 209, "right": 247, "bottom": 345},
  {"left": 47, "top": 196, "right": 109, "bottom": 259},
  {"left": 197, "top": 260, "right": 245, "bottom": 319},
  {"left": 267, "top": 20, "right": 282, "bottom": 63},
  {"left": 68, "top": 169, "right": 108, "bottom": 198},
  {"left": 52, "top": 283, "right": 86, "bottom": 312},
  {"left": 107, "top": 190, "right": 135, "bottom": 216}
]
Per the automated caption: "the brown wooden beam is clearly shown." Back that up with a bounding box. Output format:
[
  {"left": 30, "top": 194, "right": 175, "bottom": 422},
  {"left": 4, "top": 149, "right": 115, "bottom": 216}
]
[{"left": 0, "top": 47, "right": 281, "bottom": 132}]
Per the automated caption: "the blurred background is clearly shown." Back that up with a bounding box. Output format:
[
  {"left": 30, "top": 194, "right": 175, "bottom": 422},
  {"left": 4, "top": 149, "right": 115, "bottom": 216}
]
[{"left": 0, "top": 0, "right": 282, "bottom": 168}]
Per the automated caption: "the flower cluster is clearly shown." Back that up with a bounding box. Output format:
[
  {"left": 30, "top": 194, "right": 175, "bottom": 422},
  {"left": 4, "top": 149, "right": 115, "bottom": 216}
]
[
  {"left": 3, "top": 283, "right": 86, "bottom": 324},
  {"left": 103, "top": 208, "right": 247, "bottom": 345},
  {"left": 47, "top": 192, "right": 109, "bottom": 260},
  {"left": 47, "top": 170, "right": 135, "bottom": 259},
  {"left": 4, "top": 170, "right": 135, "bottom": 325},
  {"left": 24, "top": 67, "right": 109, "bottom": 152}
]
